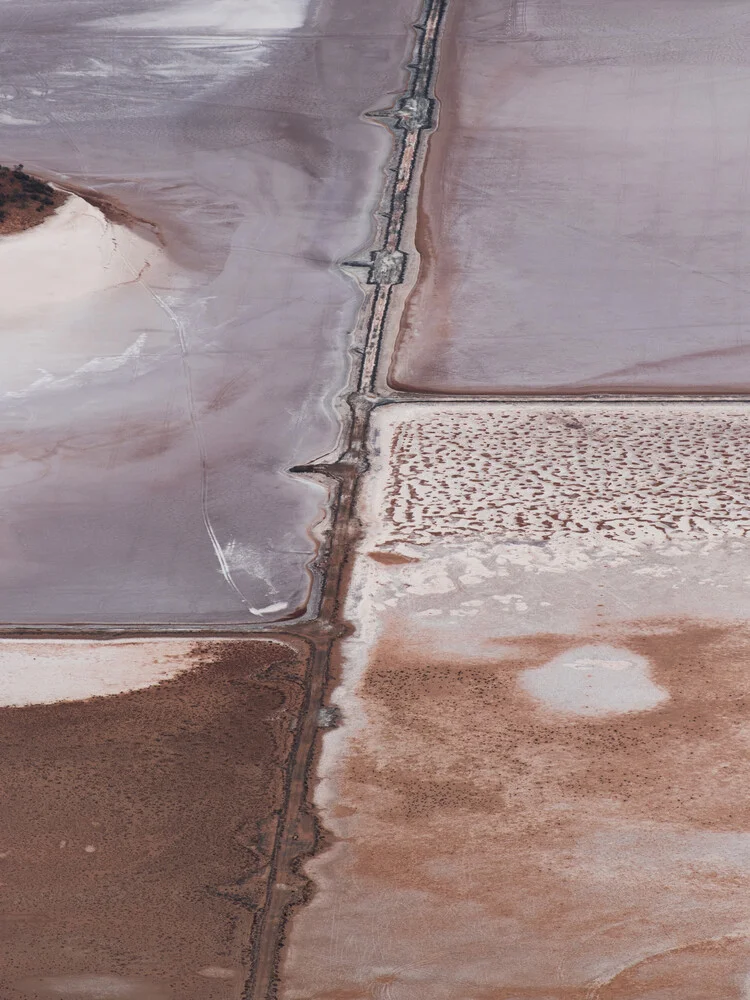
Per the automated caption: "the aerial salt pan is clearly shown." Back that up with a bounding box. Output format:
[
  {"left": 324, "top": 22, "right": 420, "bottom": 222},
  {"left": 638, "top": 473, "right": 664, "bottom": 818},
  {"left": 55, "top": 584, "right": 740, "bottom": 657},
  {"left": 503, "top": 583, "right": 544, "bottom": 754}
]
[
  {"left": 279, "top": 401, "right": 750, "bottom": 999},
  {"left": 0, "top": 0, "right": 423, "bottom": 622}
]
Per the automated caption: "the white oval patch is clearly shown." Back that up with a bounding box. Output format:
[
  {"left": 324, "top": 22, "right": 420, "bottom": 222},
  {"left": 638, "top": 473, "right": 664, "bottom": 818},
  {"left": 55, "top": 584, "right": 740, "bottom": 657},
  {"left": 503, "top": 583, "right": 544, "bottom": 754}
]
[{"left": 519, "top": 644, "right": 670, "bottom": 717}]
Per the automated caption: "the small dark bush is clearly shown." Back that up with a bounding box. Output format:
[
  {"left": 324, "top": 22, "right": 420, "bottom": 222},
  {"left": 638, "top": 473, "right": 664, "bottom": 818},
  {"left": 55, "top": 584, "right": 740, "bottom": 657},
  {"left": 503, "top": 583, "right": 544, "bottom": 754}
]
[{"left": 0, "top": 161, "right": 60, "bottom": 229}]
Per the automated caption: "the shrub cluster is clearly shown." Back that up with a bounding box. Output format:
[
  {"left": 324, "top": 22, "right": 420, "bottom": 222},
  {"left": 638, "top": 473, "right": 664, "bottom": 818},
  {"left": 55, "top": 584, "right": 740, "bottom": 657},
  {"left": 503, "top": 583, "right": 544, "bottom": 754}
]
[{"left": 0, "top": 163, "right": 57, "bottom": 222}]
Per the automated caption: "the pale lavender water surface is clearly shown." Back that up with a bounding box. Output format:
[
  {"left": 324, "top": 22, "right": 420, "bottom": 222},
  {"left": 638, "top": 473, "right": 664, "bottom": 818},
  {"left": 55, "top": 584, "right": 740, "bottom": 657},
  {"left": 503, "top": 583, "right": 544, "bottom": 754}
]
[
  {"left": 392, "top": 0, "right": 750, "bottom": 393},
  {"left": 0, "top": 0, "right": 420, "bottom": 622}
]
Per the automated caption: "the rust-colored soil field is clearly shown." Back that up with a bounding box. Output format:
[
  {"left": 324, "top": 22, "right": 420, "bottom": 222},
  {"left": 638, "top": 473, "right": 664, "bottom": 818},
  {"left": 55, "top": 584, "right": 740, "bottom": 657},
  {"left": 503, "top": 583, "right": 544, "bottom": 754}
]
[{"left": 0, "top": 638, "right": 308, "bottom": 1000}]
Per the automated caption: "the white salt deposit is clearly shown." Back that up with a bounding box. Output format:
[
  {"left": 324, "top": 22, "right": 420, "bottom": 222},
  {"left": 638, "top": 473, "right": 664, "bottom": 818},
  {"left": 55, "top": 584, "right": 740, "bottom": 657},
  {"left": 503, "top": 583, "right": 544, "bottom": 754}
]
[
  {"left": 519, "top": 645, "right": 670, "bottom": 717},
  {"left": 0, "top": 195, "right": 160, "bottom": 319},
  {"left": 0, "top": 639, "right": 204, "bottom": 706},
  {"left": 0, "top": 195, "right": 171, "bottom": 399},
  {"left": 89, "top": 0, "right": 308, "bottom": 33}
]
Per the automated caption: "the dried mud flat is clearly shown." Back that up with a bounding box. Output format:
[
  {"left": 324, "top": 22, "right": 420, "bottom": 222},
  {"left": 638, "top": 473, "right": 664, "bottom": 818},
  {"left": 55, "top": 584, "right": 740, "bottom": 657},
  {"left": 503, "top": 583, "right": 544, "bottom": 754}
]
[
  {"left": 0, "top": 637, "right": 308, "bottom": 1000},
  {"left": 279, "top": 404, "right": 750, "bottom": 999}
]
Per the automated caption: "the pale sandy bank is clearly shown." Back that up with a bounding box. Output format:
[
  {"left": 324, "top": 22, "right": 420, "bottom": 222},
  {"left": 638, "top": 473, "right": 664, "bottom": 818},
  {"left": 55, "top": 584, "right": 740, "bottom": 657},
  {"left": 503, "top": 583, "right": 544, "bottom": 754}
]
[
  {"left": 0, "top": 193, "right": 161, "bottom": 321},
  {"left": 0, "top": 193, "right": 176, "bottom": 400},
  {"left": 0, "top": 639, "right": 205, "bottom": 706}
]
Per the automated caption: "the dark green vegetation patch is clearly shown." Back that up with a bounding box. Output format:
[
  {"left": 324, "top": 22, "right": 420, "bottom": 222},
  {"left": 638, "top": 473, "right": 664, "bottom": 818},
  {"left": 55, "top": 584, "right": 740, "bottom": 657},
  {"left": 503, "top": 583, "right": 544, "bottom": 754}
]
[{"left": 0, "top": 163, "right": 66, "bottom": 234}]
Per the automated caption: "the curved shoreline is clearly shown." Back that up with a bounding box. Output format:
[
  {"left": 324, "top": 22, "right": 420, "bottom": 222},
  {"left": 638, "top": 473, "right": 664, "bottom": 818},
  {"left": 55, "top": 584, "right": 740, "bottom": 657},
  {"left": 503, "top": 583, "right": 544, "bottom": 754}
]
[{"left": 0, "top": 193, "right": 165, "bottom": 320}]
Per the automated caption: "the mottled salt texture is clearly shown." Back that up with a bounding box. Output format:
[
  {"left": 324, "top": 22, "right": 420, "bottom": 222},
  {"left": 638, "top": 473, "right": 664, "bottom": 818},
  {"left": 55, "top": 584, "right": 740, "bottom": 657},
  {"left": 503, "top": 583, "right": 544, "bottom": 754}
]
[
  {"left": 377, "top": 404, "right": 750, "bottom": 545},
  {"left": 280, "top": 402, "right": 750, "bottom": 999},
  {"left": 354, "top": 403, "right": 750, "bottom": 645}
]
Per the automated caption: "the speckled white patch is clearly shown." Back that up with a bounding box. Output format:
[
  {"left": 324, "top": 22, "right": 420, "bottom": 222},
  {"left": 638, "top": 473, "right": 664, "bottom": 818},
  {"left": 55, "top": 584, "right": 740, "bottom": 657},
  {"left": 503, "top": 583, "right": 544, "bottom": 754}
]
[{"left": 373, "top": 405, "right": 750, "bottom": 547}]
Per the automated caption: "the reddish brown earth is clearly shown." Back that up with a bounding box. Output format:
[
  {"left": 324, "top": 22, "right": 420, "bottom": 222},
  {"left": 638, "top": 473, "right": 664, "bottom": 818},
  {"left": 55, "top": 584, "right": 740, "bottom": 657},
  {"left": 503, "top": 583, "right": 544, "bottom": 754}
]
[
  {"left": 280, "top": 617, "right": 750, "bottom": 997},
  {"left": 0, "top": 165, "right": 65, "bottom": 235},
  {"left": 366, "top": 551, "right": 420, "bottom": 566},
  {"left": 361, "top": 620, "right": 750, "bottom": 835},
  {"left": 0, "top": 639, "right": 308, "bottom": 1000}
]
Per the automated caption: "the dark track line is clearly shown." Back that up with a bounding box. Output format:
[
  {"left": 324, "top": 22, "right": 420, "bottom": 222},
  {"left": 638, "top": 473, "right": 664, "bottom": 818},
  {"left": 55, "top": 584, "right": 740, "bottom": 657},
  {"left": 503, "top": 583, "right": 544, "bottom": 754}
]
[{"left": 241, "top": 2, "right": 450, "bottom": 996}]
